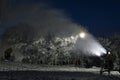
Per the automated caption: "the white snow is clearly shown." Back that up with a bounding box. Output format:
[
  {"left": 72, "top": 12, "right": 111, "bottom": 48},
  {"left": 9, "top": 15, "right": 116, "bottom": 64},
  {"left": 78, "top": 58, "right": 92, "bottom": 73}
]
[{"left": 0, "top": 61, "right": 120, "bottom": 80}]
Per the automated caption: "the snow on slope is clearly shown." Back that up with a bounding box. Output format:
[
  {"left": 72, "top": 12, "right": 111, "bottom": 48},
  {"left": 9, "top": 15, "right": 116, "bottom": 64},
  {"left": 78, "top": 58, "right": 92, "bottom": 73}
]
[
  {"left": 0, "top": 61, "right": 120, "bottom": 80},
  {"left": 0, "top": 61, "right": 100, "bottom": 72}
]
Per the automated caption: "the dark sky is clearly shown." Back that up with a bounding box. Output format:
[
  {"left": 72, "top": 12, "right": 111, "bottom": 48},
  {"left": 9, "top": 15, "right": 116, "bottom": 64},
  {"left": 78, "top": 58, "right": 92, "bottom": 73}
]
[
  {"left": 1, "top": 0, "right": 120, "bottom": 37},
  {"left": 50, "top": 0, "right": 120, "bottom": 36}
]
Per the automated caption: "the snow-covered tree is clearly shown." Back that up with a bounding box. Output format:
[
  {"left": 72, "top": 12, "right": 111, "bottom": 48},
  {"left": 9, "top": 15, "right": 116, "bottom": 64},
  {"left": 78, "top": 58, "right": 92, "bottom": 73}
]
[{"left": 98, "top": 34, "right": 120, "bottom": 69}]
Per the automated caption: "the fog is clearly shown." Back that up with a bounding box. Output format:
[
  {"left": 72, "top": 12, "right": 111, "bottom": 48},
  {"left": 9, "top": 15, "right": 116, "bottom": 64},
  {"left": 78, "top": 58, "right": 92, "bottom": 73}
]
[
  {"left": 2, "top": 2, "right": 86, "bottom": 37},
  {"left": 1, "top": 2, "right": 106, "bottom": 57},
  {"left": 73, "top": 33, "right": 106, "bottom": 56}
]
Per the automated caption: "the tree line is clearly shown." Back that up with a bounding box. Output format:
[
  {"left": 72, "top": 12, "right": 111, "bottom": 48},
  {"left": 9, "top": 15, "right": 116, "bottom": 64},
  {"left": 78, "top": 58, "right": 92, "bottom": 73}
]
[{"left": 1, "top": 24, "right": 120, "bottom": 68}]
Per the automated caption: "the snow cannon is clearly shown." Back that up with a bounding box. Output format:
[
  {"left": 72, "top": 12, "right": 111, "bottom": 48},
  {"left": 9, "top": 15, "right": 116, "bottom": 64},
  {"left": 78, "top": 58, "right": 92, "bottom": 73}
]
[{"left": 100, "top": 50, "right": 120, "bottom": 75}]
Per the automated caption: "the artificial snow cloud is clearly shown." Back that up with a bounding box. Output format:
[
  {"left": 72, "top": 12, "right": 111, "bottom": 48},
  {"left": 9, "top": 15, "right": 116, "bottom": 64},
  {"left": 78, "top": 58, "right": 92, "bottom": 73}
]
[{"left": 1, "top": 2, "right": 106, "bottom": 57}]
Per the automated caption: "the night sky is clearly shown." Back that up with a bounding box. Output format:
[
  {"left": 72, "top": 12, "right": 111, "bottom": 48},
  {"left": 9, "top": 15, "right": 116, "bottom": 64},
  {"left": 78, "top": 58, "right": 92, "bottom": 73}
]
[{"left": 1, "top": 0, "right": 120, "bottom": 37}]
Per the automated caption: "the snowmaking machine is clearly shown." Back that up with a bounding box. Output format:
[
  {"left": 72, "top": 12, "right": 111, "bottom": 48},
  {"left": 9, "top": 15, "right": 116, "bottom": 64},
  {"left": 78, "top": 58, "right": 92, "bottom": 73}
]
[{"left": 100, "top": 51, "right": 120, "bottom": 75}]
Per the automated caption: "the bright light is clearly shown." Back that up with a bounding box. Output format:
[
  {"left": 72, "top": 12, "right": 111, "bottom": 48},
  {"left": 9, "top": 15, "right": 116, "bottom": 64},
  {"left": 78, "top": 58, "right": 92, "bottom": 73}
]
[
  {"left": 79, "top": 32, "right": 86, "bottom": 38},
  {"left": 108, "top": 52, "right": 110, "bottom": 54},
  {"left": 95, "top": 52, "right": 101, "bottom": 56}
]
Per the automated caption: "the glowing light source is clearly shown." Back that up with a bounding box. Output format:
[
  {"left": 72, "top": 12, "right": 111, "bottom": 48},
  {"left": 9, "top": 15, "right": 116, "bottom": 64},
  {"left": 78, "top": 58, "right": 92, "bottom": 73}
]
[
  {"left": 79, "top": 32, "right": 86, "bottom": 38},
  {"left": 108, "top": 51, "right": 110, "bottom": 54}
]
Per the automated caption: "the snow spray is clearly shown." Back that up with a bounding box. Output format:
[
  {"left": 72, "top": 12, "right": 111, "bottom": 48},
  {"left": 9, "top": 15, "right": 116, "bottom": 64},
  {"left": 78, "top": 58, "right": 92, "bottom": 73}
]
[
  {"left": 72, "top": 32, "right": 107, "bottom": 56},
  {"left": 2, "top": 1, "right": 106, "bottom": 57}
]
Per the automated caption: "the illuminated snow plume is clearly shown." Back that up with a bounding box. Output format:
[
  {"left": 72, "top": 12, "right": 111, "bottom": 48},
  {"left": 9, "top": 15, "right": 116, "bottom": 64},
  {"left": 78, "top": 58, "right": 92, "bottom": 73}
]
[
  {"left": 48, "top": 32, "right": 107, "bottom": 57},
  {"left": 74, "top": 33, "right": 106, "bottom": 56}
]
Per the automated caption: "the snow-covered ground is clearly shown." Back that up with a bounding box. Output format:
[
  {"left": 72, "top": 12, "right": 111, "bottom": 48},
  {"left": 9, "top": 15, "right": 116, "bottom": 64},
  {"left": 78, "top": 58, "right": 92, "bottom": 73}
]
[{"left": 0, "top": 61, "right": 120, "bottom": 80}]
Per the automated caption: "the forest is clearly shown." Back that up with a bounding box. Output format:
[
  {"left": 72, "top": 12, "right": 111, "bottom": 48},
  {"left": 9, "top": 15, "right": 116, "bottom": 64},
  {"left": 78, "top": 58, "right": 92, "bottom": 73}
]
[{"left": 0, "top": 24, "right": 120, "bottom": 69}]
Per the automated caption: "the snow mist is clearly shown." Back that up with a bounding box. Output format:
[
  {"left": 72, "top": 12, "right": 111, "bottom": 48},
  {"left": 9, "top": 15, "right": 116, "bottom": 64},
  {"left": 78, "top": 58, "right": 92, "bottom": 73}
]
[
  {"left": 72, "top": 32, "right": 107, "bottom": 56},
  {"left": 1, "top": 1, "right": 106, "bottom": 57}
]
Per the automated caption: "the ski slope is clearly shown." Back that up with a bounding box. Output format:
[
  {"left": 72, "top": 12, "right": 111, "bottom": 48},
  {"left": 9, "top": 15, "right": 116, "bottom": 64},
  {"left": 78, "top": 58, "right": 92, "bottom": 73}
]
[{"left": 0, "top": 61, "right": 120, "bottom": 80}]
